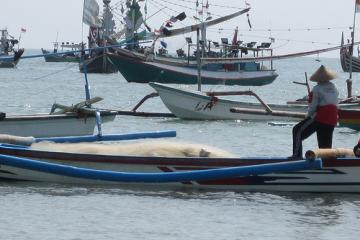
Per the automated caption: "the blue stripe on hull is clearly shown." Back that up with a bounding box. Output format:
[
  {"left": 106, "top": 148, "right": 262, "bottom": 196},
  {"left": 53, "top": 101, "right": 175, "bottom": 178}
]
[{"left": 0, "top": 154, "right": 321, "bottom": 183}]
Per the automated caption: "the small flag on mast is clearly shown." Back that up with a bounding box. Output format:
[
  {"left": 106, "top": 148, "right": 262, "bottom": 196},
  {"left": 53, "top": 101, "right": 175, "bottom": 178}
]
[
  {"left": 21, "top": 28, "right": 26, "bottom": 33},
  {"left": 356, "top": 0, "right": 360, "bottom": 12}
]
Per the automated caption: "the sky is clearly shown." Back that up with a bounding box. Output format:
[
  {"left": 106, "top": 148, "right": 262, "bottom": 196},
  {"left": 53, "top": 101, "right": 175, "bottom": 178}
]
[{"left": 0, "top": 0, "right": 357, "bottom": 57}]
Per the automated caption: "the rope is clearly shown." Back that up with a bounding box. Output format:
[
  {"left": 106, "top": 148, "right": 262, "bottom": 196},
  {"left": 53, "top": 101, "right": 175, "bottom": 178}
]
[{"left": 32, "top": 64, "right": 78, "bottom": 81}]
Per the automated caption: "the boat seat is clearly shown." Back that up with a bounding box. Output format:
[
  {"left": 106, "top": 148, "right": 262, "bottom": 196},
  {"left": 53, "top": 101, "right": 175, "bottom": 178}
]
[{"left": 0, "top": 112, "right": 5, "bottom": 120}]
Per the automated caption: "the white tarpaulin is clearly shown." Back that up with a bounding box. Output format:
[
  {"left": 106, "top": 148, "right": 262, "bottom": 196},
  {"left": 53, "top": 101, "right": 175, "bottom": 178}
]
[{"left": 83, "top": 0, "right": 102, "bottom": 27}]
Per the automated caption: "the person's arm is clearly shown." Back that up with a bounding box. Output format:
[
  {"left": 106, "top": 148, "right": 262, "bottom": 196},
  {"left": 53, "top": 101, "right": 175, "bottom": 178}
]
[
  {"left": 306, "top": 86, "right": 318, "bottom": 117},
  {"left": 354, "top": 140, "right": 360, "bottom": 157}
]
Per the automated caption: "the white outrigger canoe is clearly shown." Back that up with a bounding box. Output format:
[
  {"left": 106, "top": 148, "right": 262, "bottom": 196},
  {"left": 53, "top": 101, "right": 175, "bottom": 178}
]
[
  {"left": 0, "top": 111, "right": 117, "bottom": 138},
  {"left": 0, "top": 97, "right": 117, "bottom": 137},
  {"left": 149, "top": 82, "right": 360, "bottom": 123}
]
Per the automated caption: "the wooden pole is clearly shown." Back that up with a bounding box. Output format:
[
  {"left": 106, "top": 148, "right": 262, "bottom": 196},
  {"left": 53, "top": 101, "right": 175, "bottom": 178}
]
[
  {"left": 348, "top": 1, "right": 358, "bottom": 98},
  {"left": 305, "top": 72, "right": 310, "bottom": 95},
  {"left": 230, "top": 107, "right": 305, "bottom": 119},
  {"left": 196, "top": 28, "right": 202, "bottom": 91}
]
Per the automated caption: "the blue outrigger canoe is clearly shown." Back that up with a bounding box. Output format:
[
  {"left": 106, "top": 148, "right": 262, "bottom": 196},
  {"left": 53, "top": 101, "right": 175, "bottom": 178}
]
[{"left": 1, "top": 131, "right": 360, "bottom": 192}]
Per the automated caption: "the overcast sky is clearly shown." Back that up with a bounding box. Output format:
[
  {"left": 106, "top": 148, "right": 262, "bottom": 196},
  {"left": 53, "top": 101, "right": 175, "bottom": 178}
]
[{"left": 0, "top": 0, "right": 357, "bottom": 57}]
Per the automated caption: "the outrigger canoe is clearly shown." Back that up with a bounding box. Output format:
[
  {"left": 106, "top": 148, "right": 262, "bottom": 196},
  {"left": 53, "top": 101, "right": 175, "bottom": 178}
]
[
  {"left": 1, "top": 135, "right": 360, "bottom": 192},
  {"left": 149, "top": 82, "right": 360, "bottom": 126}
]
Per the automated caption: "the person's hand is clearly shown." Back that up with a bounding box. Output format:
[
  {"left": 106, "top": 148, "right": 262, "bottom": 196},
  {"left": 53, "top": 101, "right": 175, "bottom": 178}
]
[{"left": 355, "top": 147, "right": 360, "bottom": 157}]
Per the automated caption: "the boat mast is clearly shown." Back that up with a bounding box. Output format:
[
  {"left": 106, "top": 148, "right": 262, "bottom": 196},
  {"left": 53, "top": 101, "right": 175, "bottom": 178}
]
[
  {"left": 102, "top": 0, "right": 113, "bottom": 71},
  {"left": 196, "top": 27, "right": 202, "bottom": 91},
  {"left": 200, "top": 0, "right": 206, "bottom": 57},
  {"left": 102, "top": 0, "right": 114, "bottom": 38},
  {"left": 348, "top": 0, "right": 358, "bottom": 98}
]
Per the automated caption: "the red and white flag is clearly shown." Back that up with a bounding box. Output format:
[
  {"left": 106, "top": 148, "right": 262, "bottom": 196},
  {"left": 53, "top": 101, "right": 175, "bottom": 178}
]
[
  {"left": 20, "top": 28, "right": 26, "bottom": 33},
  {"left": 356, "top": 0, "right": 360, "bottom": 12}
]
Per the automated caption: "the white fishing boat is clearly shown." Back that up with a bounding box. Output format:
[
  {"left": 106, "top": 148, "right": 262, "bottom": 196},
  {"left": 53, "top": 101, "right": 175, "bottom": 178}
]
[
  {"left": 0, "top": 110, "right": 117, "bottom": 138},
  {"left": 149, "top": 82, "right": 359, "bottom": 122},
  {"left": 0, "top": 97, "right": 117, "bottom": 138}
]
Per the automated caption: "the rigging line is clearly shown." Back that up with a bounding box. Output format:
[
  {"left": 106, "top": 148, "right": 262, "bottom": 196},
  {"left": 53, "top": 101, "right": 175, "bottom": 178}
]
[
  {"left": 149, "top": 0, "right": 189, "bottom": 18},
  {"left": 111, "top": 11, "right": 126, "bottom": 24},
  {"left": 157, "top": 0, "right": 222, "bottom": 17},
  {"left": 271, "top": 41, "right": 291, "bottom": 50},
  {"left": 31, "top": 64, "right": 77, "bottom": 81},
  {"left": 173, "top": 0, "right": 244, "bottom": 10},
  {"left": 147, "top": 0, "right": 174, "bottom": 18},
  {"left": 207, "top": 26, "right": 353, "bottom": 32},
  {"left": 148, "top": 0, "right": 188, "bottom": 27},
  {"left": 146, "top": 7, "right": 167, "bottom": 21},
  {"left": 110, "top": 0, "right": 124, "bottom": 9}
]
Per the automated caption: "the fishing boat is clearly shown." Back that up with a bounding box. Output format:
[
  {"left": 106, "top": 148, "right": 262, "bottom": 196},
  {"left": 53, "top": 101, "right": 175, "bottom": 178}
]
[
  {"left": 79, "top": 0, "right": 118, "bottom": 73},
  {"left": 41, "top": 42, "right": 81, "bottom": 63},
  {"left": 1, "top": 137, "right": 360, "bottom": 192},
  {"left": 0, "top": 29, "right": 24, "bottom": 68},
  {"left": 149, "top": 82, "right": 359, "bottom": 122},
  {"left": 109, "top": 52, "right": 277, "bottom": 85},
  {"left": 0, "top": 98, "right": 117, "bottom": 137},
  {"left": 108, "top": 4, "right": 278, "bottom": 85},
  {"left": 337, "top": 108, "right": 360, "bottom": 130},
  {"left": 340, "top": 32, "right": 360, "bottom": 72},
  {"left": 340, "top": 0, "right": 360, "bottom": 73}
]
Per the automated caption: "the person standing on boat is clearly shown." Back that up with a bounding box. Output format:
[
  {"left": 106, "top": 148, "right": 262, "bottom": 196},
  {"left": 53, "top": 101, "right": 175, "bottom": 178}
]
[{"left": 291, "top": 65, "right": 339, "bottom": 159}]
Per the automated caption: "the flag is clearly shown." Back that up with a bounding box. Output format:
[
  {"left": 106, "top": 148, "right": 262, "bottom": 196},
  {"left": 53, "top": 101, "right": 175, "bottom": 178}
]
[
  {"left": 175, "top": 12, "right": 186, "bottom": 21},
  {"left": 165, "top": 21, "right": 173, "bottom": 28},
  {"left": 160, "top": 41, "right": 167, "bottom": 48},
  {"left": 21, "top": 28, "right": 26, "bottom": 33},
  {"left": 247, "top": 13, "right": 252, "bottom": 29},
  {"left": 83, "top": 0, "right": 102, "bottom": 27},
  {"left": 357, "top": 0, "right": 360, "bottom": 12}
]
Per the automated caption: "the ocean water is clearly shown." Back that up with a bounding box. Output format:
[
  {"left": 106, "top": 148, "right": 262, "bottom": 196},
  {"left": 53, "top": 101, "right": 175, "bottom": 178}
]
[{"left": 0, "top": 50, "right": 360, "bottom": 239}]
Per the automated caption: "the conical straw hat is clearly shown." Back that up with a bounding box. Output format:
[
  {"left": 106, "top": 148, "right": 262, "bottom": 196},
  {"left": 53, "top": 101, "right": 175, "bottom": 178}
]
[{"left": 309, "top": 65, "right": 337, "bottom": 82}]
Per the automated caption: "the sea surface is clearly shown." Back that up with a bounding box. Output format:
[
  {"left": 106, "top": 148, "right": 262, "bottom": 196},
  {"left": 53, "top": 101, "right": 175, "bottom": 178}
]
[{"left": 0, "top": 50, "right": 360, "bottom": 239}]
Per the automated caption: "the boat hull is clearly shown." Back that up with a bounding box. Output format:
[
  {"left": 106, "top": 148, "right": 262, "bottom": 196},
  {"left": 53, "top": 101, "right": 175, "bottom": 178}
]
[
  {"left": 109, "top": 52, "right": 278, "bottom": 86},
  {"left": 338, "top": 108, "right": 360, "bottom": 130},
  {"left": 0, "top": 112, "right": 116, "bottom": 137},
  {"left": 79, "top": 53, "right": 118, "bottom": 74},
  {"left": 41, "top": 49, "right": 80, "bottom": 63},
  {"left": 340, "top": 46, "right": 360, "bottom": 72},
  {"left": 0, "top": 49, "right": 24, "bottom": 68},
  {"left": 0, "top": 145, "right": 359, "bottom": 192}
]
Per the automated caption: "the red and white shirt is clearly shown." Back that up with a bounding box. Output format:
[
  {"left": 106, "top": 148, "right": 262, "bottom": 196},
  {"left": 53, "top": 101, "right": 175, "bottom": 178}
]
[{"left": 307, "top": 81, "right": 339, "bottom": 126}]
